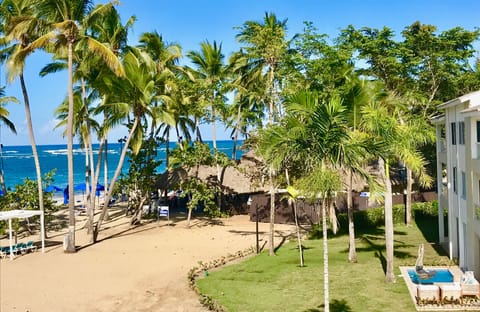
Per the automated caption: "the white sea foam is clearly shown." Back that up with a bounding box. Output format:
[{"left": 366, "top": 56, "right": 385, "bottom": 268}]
[{"left": 44, "top": 148, "right": 86, "bottom": 155}]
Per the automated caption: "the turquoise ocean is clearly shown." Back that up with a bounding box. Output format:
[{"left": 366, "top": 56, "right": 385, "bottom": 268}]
[{"left": 0, "top": 140, "right": 243, "bottom": 190}]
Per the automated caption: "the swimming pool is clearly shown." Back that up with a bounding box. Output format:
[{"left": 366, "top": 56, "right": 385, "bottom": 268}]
[{"left": 408, "top": 269, "right": 454, "bottom": 284}]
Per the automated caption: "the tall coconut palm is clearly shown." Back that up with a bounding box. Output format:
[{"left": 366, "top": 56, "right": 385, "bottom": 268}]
[
  {"left": 138, "top": 30, "right": 185, "bottom": 171},
  {"left": 187, "top": 40, "right": 227, "bottom": 209},
  {"left": 227, "top": 50, "right": 266, "bottom": 160},
  {"left": 236, "top": 13, "right": 289, "bottom": 255},
  {"left": 94, "top": 48, "right": 174, "bottom": 239},
  {"left": 89, "top": 6, "right": 134, "bottom": 223},
  {"left": 236, "top": 12, "right": 288, "bottom": 124},
  {"left": 1, "top": 0, "right": 47, "bottom": 219},
  {"left": 19, "top": 0, "right": 124, "bottom": 252}
]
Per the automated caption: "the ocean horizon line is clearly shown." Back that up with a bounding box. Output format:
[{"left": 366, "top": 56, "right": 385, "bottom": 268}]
[{"left": 1, "top": 139, "right": 241, "bottom": 149}]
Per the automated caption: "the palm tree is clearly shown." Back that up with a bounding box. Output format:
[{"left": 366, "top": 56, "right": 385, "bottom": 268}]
[
  {"left": 296, "top": 168, "right": 342, "bottom": 312},
  {"left": 94, "top": 48, "right": 174, "bottom": 239},
  {"left": 236, "top": 12, "right": 289, "bottom": 124},
  {"left": 138, "top": 30, "right": 185, "bottom": 173},
  {"left": 286, "top": 185, "right": 304, "bottom": 267},
  {"left": 227, "top": 50, "right": 266, "bottom": 160},
  {"left": 236, "top": 13, "right": 289, "bottom": 255},
  {"left": 1, "top": 0, "right": 47, "bottom": 219},
  {"left": 359, "top": 91, "right": 432, "bottom": 283},
  {"left": 342, "top": 78, "right": 381, "bottom": 263},
  {"left": 21, "top": 0, "right": 125, "bottom": 252},
  {"left": 53, "top": 87, "right": 100, "bottom": 233},
  {"left": 187, "top": 40, "right": 227, "bottom": 208},
  {"left": 0, "top": 87, "right": 18, "bottom": 194}
]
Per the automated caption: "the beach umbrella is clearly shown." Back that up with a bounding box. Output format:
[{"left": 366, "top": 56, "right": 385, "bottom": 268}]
[
  {"left": 74, "top": 183, "right": 104, "bottom": 192},
  {"left": 45, "top": 185, "right": 63, "bottom": 193},
  {"left": 74, "top": 183, "right": 87, "bottom": 191}
]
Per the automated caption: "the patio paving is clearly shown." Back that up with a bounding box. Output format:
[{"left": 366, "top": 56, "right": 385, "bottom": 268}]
[{"left": 400, "top": 266, "right": 480, "bottom": 311}]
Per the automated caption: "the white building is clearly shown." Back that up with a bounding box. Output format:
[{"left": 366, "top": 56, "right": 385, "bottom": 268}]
[{"left": 434, "top": 90, "right": 480, "bottom": 275}]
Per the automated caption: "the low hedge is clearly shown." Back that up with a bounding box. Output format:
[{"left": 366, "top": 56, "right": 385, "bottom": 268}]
[{"left": 336, "top": 201, "right": 439, "bottom": 231}]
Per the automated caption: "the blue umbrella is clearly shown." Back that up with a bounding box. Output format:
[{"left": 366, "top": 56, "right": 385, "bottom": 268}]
[
  {"left": 64, "top": 184, "right": 106, "bottom": 204},
  {"left": 45, "top": 185, "right": 63, "bottom": 193},
  {"left": 74, "top": 183, "right": 104, "bottom": 192}
]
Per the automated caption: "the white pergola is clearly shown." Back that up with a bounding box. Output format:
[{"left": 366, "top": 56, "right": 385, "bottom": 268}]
[{"left": 0, "top": 209, "right": 45, "bottom": 260}]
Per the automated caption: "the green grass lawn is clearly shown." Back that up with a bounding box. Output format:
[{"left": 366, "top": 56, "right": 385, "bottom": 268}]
[{"left": 196, "top": 216, "right": 453, "bottom": 312}]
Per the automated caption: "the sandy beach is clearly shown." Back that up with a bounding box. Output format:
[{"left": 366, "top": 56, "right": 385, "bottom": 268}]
[{"left": 0, "top": 207, "right": 296, "bottom": 312}]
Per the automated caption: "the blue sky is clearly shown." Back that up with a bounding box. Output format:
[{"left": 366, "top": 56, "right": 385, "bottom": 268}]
[{"left": 1, "top": 0, "right": 480, "bottom": 146}]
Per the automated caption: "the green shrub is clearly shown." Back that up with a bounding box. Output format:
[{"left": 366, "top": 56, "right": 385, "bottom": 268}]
[{"left": 333, "top": 200, "right": 439, "bottom": 236}]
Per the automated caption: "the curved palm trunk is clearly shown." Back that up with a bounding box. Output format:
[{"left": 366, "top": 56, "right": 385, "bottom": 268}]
[
  {"left": 269, "top": 168, "right": 275, "bottom": 256},
  {"left": 347, "top": 169, "right": 357, "bottom": 263},
  {"left": 165, "top": 128, "right": 170, "bottom": 170},
  {"left": 86, "top": 140, "right": 104, "bottom": 242},
  {"left": 292, "top": 199, "right": 304, "bottom": 267},
  {"left": 232, "top": 103, "right": 242, "bottom": 161},
  {"left": 94, "top": 117, "right": 139, "bottom": 242},
  {"left": 379, "top": 157, "right": 395, "bottom": 282},
  {"left": 103, "top": 137, "right": 109, "bottom": 221},
  {"left": 406, "top": 167, "right": 413, "bottom": 226},
  {"left": 195, "top": 116, "right": 203, "bottom": 142},
  {"left": 65, "top": 41, "right": 76, "bottom": 253},
  {"left": 19, "top": 74, "right": 45, "bottom": 221},
  {"left": 0, "top": 169, "right": 6, "bottom": 195},
  {"left": 211, "top": 106, "right": 222, "bottom": 212},
  {"left": 84, "top": 131, "right": 96, "bottom": 234},
  {"left": 322, "top": 197, "right": 330, "bottom": 312}
]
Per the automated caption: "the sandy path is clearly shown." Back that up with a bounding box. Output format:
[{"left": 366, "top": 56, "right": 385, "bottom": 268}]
[{"left": 0, "top": 212, "right": 295, "bottom": 312}]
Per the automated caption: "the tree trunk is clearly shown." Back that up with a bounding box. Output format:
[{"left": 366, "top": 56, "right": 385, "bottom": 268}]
[
  {"left": 379, "top": 157, "right": 395, "bottom": 283},
  {"left": 0, "top": 166, "right": 6, "bottom": 196},
  {"left": 103, "top": 136, "right": 109, "bottom": 221},
  {"left": 347, "top": 169, "right": 357, "bottom": 263},
  {"left": 65, "top": 41, "right": 76, "bottom": 253},
  {"left": 86, "top": 140, "right": 104, "bottom": 240},
  {"left": 322, "top": 197, "right": 330, "bottom": 312},
  {"left": 195, "top": 116, "right": 203, "bottom": 142},
  {"left": 232, "top": 102, "right": 242, "bottom": 160},
  {"left": 329, "top": 202, "right": 338, "bottom": 234},
  {"left": 269, "top": 168, "right": 275, "bottom": 256},
  {"left": 86, "top": 135, "right": 95, "bottom": 234},
  {"left": 19, "top": 74, "right": 44, "bottom": 224},
  {"left": 187, "top": 206, "right": 193, "bottom": 228},
  {"left": 165, "top": 128, "right": 170, "bottom": 170},
  {"left": 94, "top": 117, "right": 139, "bottom": 242},
  {"left": 293, "top": 200, "right": 304, "bottom": 267},
  {"left": 406, "top": 167, "right": 413, "bottom": 226},
  {"left": 130, "top": 196, "right": 147, "bottom": 225},
  {"left": 211, "top": 106, "right": 222, "bottom": 212}
]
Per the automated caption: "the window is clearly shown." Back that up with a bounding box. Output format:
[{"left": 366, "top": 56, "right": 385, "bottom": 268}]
[
  {"left": 459, "top": 121, "right": 465, "bottom": 145},
  {"left": 451, "top": 122, "right": 457, "bottom": 145},
  {"left": 453, "top": 167, "right": 457, "bottom": 194},
  {"left": 477, "top": 121, "right": 480, "bottom": 143},
  {"left": 461, "top": 171, "right": 466, "bottom": 198}
]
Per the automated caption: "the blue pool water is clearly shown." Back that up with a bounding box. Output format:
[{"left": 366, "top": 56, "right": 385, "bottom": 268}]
[{"left": 408, "top": 269, "right": 454, "bottom": 284}]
